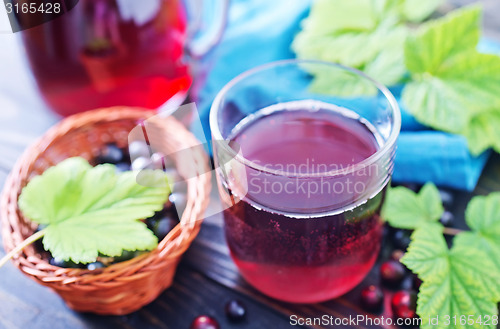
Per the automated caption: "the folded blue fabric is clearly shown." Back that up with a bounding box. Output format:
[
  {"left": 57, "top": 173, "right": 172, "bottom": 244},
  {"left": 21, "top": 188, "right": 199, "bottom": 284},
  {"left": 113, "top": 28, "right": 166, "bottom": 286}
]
[{"left": 196, "top": 0, "right": 498, "bottom": 191}]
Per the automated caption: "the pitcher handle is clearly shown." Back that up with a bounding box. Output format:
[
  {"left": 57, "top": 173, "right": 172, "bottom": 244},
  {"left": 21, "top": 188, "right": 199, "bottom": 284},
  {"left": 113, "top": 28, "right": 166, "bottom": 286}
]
[{"left": 185, "top": 0, "right": 229, "bottom": 58}]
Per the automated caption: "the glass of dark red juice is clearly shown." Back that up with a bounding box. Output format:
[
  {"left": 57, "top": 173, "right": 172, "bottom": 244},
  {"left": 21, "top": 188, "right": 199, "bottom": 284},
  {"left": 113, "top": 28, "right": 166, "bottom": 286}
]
[
  {"left": 19, "top": 0, "right": 227, "bottom": 116},
  {"left": 210, "top": 60, "right": 401, "bottom": 303}
]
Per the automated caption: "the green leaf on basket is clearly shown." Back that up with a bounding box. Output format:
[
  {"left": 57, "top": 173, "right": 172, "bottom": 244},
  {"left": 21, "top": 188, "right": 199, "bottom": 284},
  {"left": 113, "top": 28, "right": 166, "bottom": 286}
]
[
  {"left": 381, "top": 183, "right": 444, "bottom": 229},
  {"left": 18, "top": 157, "right": 169, "bottom": 263},
  {"left": 402, "top": 225, "right": 500, "bottom": 329}
]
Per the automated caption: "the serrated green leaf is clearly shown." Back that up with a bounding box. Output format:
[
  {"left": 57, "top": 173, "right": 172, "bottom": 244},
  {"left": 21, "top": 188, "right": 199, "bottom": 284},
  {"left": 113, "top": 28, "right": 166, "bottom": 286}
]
[
  {"left": 403, "top": 51, "right": 500, "bottom": 134},
  {"left": 402, "top": 225, "right": 499, "bottom": 329},
  {"left": 462, "top": 193, "right": 500, "bottom": 275},
  {"left": 404, "top": 5, "right": 481, "bottom": 74},
  {"left": 438, "top": 52, "right": 500, "bottom": 111},
  {"left": 308, "top": 66, "right": 377, "bottom": 97},
  {"left": 300, "top": 0, "right": 378, "bottom": 36},
  {"left": 364, "top": 25, "right": 408, "bottom": 86},
  {"left": 400, "top": 224, "right": 448, "bottom": 280},
  {"left": 403, "top": 0, "right": 444, "bottom": 22},
  {"left": 402, "top": 76, "right": 471, "bottom": 132},
  {"left": 463, "top": 110, "right": 500, "bottom": 155},
  {"left": 381, "top": 183, "right": 444, "bottom": 229},
  {"left": 292, "top": 0, "right": 408, "bottom": 93},
  {"left": 465, "top": 193, "right": 500, "bottom": 235},
  {"left": 402, "top": 6, "right": 500, "bottom": 153},
  {"left": 452, "top": 234, "right": 500, "bottom": 301},
  {"left": 18, "top": 157, "right": 169, "bottom": 263}
]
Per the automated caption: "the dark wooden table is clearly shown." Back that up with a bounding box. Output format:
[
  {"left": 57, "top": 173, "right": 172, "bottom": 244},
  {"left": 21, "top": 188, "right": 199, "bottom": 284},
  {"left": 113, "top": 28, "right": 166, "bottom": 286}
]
[{"left": 0, "top": 1, "right": 499, "bottom": 328}]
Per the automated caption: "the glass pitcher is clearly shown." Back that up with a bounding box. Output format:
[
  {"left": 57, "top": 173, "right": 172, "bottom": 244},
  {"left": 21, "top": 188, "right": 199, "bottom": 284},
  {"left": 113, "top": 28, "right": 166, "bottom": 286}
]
[{"left": 19, "top": 0, "right": 228, "bottom": 116}]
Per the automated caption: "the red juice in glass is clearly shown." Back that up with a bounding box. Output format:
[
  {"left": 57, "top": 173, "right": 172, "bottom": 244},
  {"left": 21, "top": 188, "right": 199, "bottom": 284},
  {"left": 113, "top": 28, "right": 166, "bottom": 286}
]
[
  {"left": 222, "top": 102, "right": 385, "bottom": 303},
  {"left": 211, "top": 61, "right": 400, "bottom": 303},
  {"left": 21, "top": 0, "right": 191, "bottom": 116}
]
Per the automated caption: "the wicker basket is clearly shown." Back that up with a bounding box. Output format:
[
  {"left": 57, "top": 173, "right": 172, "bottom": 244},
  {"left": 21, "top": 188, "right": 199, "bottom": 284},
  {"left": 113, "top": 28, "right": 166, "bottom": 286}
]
[{"left": 0, "top": 107, "right": 211, "bottom": 315}]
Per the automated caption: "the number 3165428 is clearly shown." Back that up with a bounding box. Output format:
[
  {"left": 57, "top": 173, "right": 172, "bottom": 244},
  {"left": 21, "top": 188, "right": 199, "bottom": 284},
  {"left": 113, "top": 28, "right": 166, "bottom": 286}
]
[{"left": 5, "top": 2, "right": 61, "bottom": 14}]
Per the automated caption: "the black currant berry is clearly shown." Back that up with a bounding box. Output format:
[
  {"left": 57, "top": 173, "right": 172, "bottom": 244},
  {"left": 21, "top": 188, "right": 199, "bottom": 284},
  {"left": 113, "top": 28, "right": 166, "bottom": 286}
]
[
  {"left": 87, "top": 261, "right": 105, "bottom": 270},
  {"left": 413, "top": 275, "right": 422, "bottom": 290},
  {"left": 391, "top": 249, "right": 405, "bottom": 262},
  {"left": 380, "top": 260, "right": 406, "bottom": 287},
  {"left": 360, "top": 285, "right": 384, "bottom": 312},
  {"left": 225, "top": 299, "right": 247, "bottom": 322},
  {"left": 190, "top": 315, "right": 219, "bottom": 329},
  {"left": 115, "top": 162, "right": 131, "bottom": 172},
  {"left": 114, "top": 250, "right": 136, "bottom": 263},
  {"left": 439, "top": 211, "right": 454, "bottom": 227},
  {"left": 49, "top": 257, "right": 82, "bottom": 268},
  {"left": 147, "top": 216, "right": 178, "bottom": 240},
  {"left": 438, "top": 188, "right": 454, "bottom": 209},
  {"left": 392, "top": 229, "right": 411, "bottom": 251},
  {"left": 391, "top": 290, "right": 417, "bottom": 319},
  {"left": 97, "top": 143, "right": 124, "bottom": 164}
]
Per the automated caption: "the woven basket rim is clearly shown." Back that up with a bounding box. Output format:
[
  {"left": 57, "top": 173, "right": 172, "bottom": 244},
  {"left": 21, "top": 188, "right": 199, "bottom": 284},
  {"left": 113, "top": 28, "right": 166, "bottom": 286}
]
[{"left": 0, "top": 106, "right": 211, "bottom": 283}]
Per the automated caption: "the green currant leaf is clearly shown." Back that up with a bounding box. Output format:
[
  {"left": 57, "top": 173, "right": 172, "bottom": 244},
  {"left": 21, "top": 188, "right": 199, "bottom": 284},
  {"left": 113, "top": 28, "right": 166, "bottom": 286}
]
[
  {"left": 403, "top": 5, "right": 500, "bottom": 151},
  {"left": 404, "top": 5, "right": 481, "bottom": 74},
  {"left": 381, "top": 183, "right": 444, "bottom": 229},
  {"left": 18, "top": 157, "right": 169, "bottom": 263},
  {"left": 402, "top": 225, "right": 499, "bottom": 329},
  {"left": 461, "top": 193, "right": 500, "bottom": 279},
  {"left": 463, "top": 110, "right": 500, "bottom": 155},
  {"left": 299, "top": 0, "right": 378, "bottom": 36},
  {"left": 292, "top": 0, "right": 407, "bottom": 92},
  {"left": 402, "top": 0, "right": 444, "bottom": 22}
]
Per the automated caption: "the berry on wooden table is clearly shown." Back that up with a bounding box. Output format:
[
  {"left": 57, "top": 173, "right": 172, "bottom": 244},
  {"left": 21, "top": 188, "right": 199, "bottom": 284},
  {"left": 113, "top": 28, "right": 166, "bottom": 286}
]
[
  {"left": 190, "top": 315, "right": 220, "bottom": 329},
  {"left": 225, "top": 299, "right": 247, "bottom": 322},
  {"left": 380, "top": 260, "right": 406, "bottom": 287},
  {"left": 391, "top": 249, "right": 405, "bottom": 262},
  {"left": 438, "top": 188, "right": 454, "bottom": 209},
  {"left": 412, "top": 275, "right": 422, "bottom": 290},
  {"left": 360, "top": 285, "right": 384, "bottom": 312},
  {"left": 392, "top": 229, "right": 411, "bottom": 251},
  {"left": 391, "top": 290, "right": 417, "bottom": 319},
  {"left": 439, "top": 210, "right": 454, "bottom": 227}
]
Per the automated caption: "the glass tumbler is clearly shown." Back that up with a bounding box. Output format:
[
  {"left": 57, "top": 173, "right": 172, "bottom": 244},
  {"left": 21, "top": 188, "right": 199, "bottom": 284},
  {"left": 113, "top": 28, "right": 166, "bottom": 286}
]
[{"left": 210, "top": 60, "right": 401, "bottom": 303}]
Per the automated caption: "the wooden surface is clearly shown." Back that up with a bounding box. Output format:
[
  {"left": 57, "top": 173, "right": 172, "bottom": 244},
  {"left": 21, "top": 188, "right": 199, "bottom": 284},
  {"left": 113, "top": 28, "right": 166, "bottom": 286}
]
[{"left": 1, "top": 1, "right": 500, "bottom": 328}]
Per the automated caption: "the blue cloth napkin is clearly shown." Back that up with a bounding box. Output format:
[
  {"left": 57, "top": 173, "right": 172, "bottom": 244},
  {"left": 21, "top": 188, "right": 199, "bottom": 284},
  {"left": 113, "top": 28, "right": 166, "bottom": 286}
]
[{"left": 195, "top": 0, "right": 499, "bottom": 191}]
